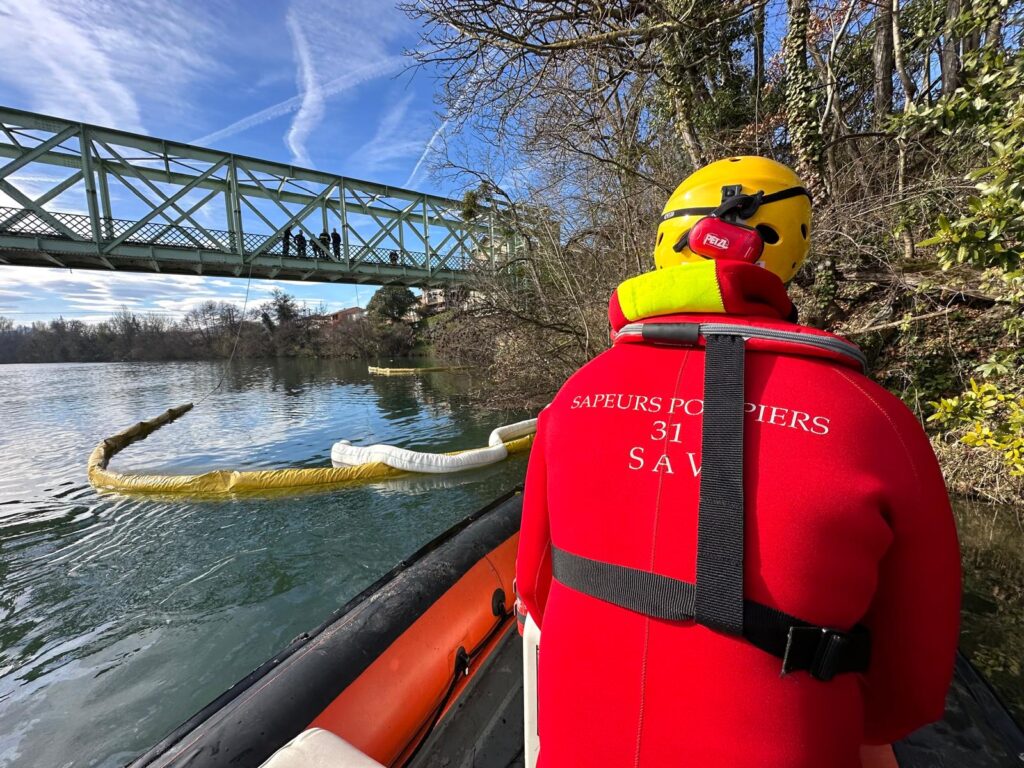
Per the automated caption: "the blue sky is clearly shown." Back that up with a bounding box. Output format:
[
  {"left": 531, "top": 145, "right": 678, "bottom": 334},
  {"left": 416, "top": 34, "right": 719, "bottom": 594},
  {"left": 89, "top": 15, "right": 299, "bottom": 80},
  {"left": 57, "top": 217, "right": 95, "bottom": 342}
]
[{"left": 0, "top": 0, "right": 454, "bottom": 324}]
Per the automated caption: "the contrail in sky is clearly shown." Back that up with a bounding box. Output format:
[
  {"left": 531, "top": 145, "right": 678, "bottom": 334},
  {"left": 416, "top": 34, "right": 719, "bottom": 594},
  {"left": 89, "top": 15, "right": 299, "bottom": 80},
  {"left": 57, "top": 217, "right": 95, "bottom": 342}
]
[
  {"left": 192, "top": 55, "right": 407, "bottom": 148},
  {"left": 404, "top": 116, "right": 450, "bottom": 188},
  {"left": 283, "top": 11, "right": 323, "bottom": 166},
  {"left": 404, "top": 60, "right": 489, "bottom": 188}
]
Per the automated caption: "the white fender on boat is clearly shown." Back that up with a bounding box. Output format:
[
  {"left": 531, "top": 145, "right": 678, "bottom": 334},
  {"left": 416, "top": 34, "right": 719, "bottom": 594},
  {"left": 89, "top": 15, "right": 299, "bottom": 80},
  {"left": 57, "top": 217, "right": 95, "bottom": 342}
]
[{"left": 330, "top": 419, "right": 538, "bottom": 474}]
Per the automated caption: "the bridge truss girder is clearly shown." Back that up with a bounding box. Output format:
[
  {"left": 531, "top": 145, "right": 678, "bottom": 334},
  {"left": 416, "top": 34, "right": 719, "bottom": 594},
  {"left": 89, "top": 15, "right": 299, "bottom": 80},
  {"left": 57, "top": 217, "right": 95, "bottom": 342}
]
[{"left": 0, "top": 106, "right": 512, "bottom": 286}]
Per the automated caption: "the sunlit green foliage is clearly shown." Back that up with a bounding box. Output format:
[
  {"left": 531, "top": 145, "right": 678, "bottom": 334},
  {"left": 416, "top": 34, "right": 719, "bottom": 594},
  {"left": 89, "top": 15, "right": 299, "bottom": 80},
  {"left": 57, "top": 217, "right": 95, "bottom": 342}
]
[
  {"left": 930, "top": 379, "right": 1024, "bottom": 477},
  {"left": 911, "top": 46, "right": 1024, "bottom": 272},
  {"left": 895, "top": 0, "right": 1024, "bottom": 482}
]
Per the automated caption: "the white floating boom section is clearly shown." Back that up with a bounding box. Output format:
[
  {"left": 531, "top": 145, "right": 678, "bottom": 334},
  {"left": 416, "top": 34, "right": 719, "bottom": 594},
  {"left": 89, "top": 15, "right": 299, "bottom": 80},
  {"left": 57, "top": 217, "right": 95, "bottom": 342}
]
[
  {"left": 0, "top": 105, "right": 515, "bottom": 286},
  {"left": 331, "top": 419, "right": 538, "bottom": 474}
]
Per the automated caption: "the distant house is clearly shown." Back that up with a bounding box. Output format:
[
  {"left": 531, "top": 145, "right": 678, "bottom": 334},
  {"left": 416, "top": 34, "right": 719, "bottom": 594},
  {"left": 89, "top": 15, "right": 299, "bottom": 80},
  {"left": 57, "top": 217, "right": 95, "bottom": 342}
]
[
  {"left": 330, "top": 307, "right": 366, "bottom": 325},
  {"left": 417, "top": 286, "right": 472, "bottom": 316},
  {"left": 310, "top": 307, "right": 366, "bottom": 328},
  {"left": 419, "top": 288, "right": 447, "bottom": 313}
]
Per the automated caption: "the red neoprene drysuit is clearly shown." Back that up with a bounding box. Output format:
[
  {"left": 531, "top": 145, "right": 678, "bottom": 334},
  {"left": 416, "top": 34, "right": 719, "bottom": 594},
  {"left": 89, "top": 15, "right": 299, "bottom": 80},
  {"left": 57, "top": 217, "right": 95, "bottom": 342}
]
[{"left": 516, "top": 261, "right": 960, "bottom": 767}]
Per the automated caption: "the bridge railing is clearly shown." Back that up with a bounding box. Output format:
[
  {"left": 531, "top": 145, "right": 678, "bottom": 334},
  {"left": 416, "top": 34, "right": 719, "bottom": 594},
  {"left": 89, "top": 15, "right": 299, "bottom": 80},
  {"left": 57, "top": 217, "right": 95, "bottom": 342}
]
[{"left": 0, "top": 205, "right": 475, "bottom": 272}]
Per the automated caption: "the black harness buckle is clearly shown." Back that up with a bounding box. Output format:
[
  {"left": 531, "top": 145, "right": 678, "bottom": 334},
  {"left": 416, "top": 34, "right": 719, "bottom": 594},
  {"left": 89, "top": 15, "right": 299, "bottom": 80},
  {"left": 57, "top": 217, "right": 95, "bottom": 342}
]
[
  {"left": 640, "top": 322, "right": 701, "bottom": 346},
  {"left": 783, "top": 626, "right": 854, "bottom": 681}
]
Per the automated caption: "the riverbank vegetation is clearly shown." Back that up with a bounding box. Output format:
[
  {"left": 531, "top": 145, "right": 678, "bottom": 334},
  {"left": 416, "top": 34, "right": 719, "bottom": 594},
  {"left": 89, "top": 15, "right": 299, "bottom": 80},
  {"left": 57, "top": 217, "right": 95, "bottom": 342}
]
[
  {"left": 0, "top": 286, "right": 423, "bottom": 363},
  {"left": 408, "top": 0, "right": 1024, "bottom": 505}
]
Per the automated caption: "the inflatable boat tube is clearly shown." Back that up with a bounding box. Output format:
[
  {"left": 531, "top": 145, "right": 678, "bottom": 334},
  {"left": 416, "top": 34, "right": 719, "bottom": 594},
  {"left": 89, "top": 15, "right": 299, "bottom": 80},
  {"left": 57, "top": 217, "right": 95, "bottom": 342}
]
[
  {"left": 129, "top": 490, "right": 523, "bottom": 768},
  {"left": 331, "top": 419, "right": 538, "bottom": 473},
  {"left": 129, "top": 489, "right": 1024, "bottom": 768}
]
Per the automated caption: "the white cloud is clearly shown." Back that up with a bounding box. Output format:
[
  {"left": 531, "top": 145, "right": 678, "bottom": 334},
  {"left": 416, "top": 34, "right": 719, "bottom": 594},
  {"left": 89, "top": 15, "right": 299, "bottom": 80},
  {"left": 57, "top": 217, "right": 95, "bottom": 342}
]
[
  {"left": 0, "top": 172, "right": 89, "bottom": 214},
  {"left": 0, "top": 266, "right": 362, "bottom": 324},
  {"left": 0, "top": 0, "right": 221, "bottom": 131},
  {"left": 0, "top": 267, "right": 249, "bottom": 322},
  {"left": 404, "top": 67, "right": 487, "bottom": 188},
  {"left": 187, "top": 1, "right": 423, "bottom": 166},
  {"left": 404, "top": 118, "right": 450, "bottom": 189}
]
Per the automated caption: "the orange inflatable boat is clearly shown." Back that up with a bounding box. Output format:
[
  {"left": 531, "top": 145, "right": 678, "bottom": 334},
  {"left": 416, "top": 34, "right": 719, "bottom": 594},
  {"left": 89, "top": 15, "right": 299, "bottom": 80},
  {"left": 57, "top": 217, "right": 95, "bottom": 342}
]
[{"left": 130, "top": 490, "right": 1023, "bottom": 768}]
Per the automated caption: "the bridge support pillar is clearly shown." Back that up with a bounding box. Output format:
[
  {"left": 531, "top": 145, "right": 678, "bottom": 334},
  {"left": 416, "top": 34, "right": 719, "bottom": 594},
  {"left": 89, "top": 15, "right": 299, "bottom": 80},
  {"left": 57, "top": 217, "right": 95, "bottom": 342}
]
[
  {"left": 226, "top": 158, "right": 244, "bottom": 257},
  {"left": 79, "top": 126, "right": 102, "bottom": 244},
  {"left": 97, "top": 160, "right": 113, "bottom": 241},
  {"left": 339, "top": 184, "right": 350, "bottom": 268}
]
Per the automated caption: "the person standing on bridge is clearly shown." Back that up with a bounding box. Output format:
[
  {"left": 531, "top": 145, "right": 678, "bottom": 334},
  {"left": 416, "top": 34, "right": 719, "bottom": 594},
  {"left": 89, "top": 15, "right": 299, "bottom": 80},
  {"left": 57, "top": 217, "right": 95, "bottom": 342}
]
[
  {"left": 515, "top": 157, "right": 960, "bottom": 767},
  {"left": 282, "top": 226, "right": 291, "bottom": 258},
  {"left": 294, "top": 230, "right": 306, "bottom": 258},
  {"left": 331, "top": 228, "right": 341, "bottom": 260},
  {"left": 319, "top": 230, "right": 330, "bottom": 258}
]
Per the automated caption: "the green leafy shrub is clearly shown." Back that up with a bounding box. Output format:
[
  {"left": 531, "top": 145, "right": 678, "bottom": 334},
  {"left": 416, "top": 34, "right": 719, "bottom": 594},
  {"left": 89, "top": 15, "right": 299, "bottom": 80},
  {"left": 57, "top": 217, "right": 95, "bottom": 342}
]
[{"left": 930, "top": 379, "right": 1024, "bottom": 477}]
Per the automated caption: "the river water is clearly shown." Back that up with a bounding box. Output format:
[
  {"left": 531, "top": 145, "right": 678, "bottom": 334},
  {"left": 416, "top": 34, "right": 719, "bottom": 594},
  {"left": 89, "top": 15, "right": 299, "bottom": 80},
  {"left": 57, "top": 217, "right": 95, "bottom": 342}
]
[
  {"left": 0, "top": 360, "right": 528, "bottom": 767},
  {"left": 0, "top": 361, "right": 1020, "bottom": 767}
]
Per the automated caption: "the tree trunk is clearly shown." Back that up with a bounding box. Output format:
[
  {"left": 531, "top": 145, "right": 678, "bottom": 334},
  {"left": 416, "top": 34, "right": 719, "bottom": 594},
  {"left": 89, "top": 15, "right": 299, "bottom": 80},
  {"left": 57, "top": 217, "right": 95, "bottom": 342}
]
[
  {"left": 873, "top": 1, "right": 895, "bottom": 124},
  {"left": 963, "top": 0, "right": 981, "bottom": 53},
  {"left": 892, "top": 0, "right": 917, "bottom": 108},
  {"left": 753, "top": 0, "right": 766, "bottom": 101},
  {"left": 784, "top": 0, "right": 824, "bottom": 195},
  {"left": 986, "top": 11, "right": 1003, "bottom": 47},
  {"left": 941, "top": 0, "right": 961, "bottom": 96},
  {"left": 673, "top": 94, "right": 706, "bottom": 167}
]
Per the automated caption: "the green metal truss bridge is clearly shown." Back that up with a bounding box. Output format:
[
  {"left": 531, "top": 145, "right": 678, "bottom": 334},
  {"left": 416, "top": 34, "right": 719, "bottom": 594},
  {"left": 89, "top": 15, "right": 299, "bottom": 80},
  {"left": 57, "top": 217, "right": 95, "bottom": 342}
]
[{"left": 0, "top": 106, "right": 513, "bottom": 286}]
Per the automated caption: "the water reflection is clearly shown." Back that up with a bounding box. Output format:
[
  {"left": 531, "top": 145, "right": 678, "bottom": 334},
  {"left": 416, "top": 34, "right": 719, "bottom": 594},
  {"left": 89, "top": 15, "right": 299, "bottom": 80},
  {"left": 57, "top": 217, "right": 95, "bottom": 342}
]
[
  {"left": 370, "top": 374, "right": 425, "bottom": 422},
  {"left": 0, "top": 359, "right": 528, "bottom": 767},
  {"left": 956, "top": 500, "right": 1024, "bottom": 724}
]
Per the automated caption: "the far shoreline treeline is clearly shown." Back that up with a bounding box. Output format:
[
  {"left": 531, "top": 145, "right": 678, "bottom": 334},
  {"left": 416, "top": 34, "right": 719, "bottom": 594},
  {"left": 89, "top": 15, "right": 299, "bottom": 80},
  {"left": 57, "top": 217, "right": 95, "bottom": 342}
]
[{"left": 0, "top": 287, "right": 425, "bottom": 364}]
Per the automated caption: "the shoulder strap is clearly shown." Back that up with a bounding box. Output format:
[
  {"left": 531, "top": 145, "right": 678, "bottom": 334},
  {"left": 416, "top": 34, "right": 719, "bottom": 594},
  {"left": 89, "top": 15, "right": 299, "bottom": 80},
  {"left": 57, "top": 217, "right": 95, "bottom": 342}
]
[{"left": 694, "top": 334, "right": 745, "bottom": 634}]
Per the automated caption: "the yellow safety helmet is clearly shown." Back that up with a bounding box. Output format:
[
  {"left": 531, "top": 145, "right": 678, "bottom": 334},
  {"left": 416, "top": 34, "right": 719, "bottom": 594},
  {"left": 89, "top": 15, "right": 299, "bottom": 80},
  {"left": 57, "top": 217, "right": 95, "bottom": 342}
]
[{"left": 654, "top": 156, "right": 812, "bottom": 283}]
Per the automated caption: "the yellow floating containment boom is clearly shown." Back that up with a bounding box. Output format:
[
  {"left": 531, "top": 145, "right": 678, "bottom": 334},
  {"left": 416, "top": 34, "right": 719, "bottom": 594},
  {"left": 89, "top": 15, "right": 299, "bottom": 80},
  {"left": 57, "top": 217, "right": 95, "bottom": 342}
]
[
  {"left": 367, "top": 365, "right": 468, "bottom": 376},
  {"left": 87, "top": 403, "right": 535, "bottom": 498}
]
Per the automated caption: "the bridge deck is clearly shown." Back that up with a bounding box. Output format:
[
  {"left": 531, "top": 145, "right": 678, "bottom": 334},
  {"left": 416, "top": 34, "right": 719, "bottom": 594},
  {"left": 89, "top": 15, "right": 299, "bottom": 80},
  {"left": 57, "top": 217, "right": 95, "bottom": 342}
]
[
  {"left": 0, "top": 105, "right": 512, "bottom": 286},
  {"left": 0, "top": 205, "right": 473, "bottom": 285}
]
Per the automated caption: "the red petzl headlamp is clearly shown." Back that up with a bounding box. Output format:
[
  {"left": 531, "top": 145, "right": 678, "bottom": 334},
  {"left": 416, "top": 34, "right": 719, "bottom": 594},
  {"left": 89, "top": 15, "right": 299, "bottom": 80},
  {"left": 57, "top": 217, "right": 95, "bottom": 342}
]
[{"left": 685, "top": 217, "right": 764, "bottom": 263}]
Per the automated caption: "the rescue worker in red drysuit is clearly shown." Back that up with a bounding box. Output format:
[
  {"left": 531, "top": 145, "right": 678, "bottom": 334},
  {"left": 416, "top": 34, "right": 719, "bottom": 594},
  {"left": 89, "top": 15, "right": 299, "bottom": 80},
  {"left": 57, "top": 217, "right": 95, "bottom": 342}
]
[{"left": 515, "top": 157, "right": 960, "bottom": 768}]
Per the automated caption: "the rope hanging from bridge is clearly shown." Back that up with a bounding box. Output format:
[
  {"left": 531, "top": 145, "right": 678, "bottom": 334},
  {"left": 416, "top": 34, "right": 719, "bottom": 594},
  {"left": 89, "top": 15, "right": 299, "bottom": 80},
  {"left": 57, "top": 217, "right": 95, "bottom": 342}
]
[{"left": 86, "top": 404, "right": 536, "bottom": 498}]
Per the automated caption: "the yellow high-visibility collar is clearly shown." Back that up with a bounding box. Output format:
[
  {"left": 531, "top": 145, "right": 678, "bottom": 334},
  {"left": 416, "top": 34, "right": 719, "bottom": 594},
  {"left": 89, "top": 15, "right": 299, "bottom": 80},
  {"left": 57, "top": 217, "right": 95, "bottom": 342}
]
[{"left": 616, "top": 261, "right": 725, "bottom": 323}]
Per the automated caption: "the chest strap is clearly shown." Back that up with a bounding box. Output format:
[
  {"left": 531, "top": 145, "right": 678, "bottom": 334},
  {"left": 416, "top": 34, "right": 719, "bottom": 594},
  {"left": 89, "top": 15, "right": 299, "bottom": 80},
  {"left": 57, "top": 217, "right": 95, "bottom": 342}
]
[
  {"left": 551, "top": 546, "right": 870, "bottom": 681},
  {"left": 551, "top": 330, "right": 871, "bottom": 681}
]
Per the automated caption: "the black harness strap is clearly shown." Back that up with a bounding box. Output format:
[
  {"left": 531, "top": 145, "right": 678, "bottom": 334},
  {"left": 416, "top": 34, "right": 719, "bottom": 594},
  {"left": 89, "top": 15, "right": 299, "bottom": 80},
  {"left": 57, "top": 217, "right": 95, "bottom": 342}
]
[
  {"left": 551, "top": 547, "right": 871, "bottom": 681},
  {"left": 552, "top": 544, "right": 696, "bottom": 622},
  {"left": 694, "top": 334, "right": 746, "bottom": 635}
]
